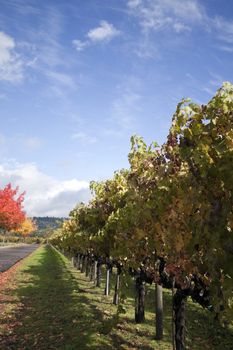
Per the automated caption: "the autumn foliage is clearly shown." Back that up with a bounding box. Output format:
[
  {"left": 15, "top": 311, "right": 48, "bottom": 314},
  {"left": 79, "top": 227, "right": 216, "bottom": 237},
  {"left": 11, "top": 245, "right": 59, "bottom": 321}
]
[
  {"left": 0, "top": 184, "right": 26, "bottom": 231},
  {"left": 50, "top": 83, "right": 233, "bottom": 347},
  {"left": 15, "top": 218, "right": 37, "bottom": 236}
]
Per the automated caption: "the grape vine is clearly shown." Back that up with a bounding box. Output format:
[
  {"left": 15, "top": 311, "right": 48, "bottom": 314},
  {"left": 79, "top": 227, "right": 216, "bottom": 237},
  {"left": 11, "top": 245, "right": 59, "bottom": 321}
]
[{"left": 50, "top": 82, "right": 233, "bottom": 349}]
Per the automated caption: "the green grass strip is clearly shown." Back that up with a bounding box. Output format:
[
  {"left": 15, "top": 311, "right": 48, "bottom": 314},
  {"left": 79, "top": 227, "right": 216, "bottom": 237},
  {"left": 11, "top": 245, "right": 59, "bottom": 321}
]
[{"left": 0, "top": 245, "right": 232, "bottom": 350}]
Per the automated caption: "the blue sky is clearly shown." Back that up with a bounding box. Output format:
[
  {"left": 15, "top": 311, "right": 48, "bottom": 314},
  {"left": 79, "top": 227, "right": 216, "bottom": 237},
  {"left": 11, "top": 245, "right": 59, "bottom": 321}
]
[{"left": 0, "top": 0, "right": 232, "bottom": 216}]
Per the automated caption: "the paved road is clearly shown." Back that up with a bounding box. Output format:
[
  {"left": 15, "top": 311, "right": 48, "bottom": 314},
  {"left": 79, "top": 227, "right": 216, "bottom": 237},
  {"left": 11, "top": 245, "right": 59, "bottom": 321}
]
[{"left": 0, "top": 244, "right": 39, "bottom": 272}]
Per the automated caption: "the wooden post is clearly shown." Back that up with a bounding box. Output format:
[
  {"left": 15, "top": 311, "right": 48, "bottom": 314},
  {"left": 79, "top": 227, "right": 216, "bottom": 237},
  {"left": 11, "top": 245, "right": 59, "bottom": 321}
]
[
  {"left": 97, "top": 261, "right": 102, "bottom": 287},
  {"left": 104, "top": 267, "right": 110, "bottom": 296},
  {"left": 77, "top": 254, "right": 80, "bottom": 269},
  {"left": 113, "top": 272, "right": 120, "bottom": 305},
  {"left": 155, "top": 283, "right": 163, "bottom": 340},
  {"left": 93, "top": 261, "right": 97, "bottom": 283},
  {"left": 81, "top": 255, "right": 86, "bottom": 273},
  {"left": 85, "top": 257, "right": 89, "bottom": 277},
  {"left": 172, "top": 278, "right": 176, "bottom": 350}
]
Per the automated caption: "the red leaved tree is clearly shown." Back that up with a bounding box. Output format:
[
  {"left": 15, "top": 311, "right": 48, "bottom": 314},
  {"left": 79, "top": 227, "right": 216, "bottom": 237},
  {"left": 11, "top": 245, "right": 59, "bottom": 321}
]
[{"left": 0, "top": 184, "right": 26, "bottom": 232}]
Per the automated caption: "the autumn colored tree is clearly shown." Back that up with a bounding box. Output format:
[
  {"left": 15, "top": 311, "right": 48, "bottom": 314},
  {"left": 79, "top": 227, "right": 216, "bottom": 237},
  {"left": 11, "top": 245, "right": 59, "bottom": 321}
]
[
  {"left": 0, "top": 184, "right": 26, "bottom": 232},
  {"left": 15, "top": 217, "right": 37, "bottom": 237}
]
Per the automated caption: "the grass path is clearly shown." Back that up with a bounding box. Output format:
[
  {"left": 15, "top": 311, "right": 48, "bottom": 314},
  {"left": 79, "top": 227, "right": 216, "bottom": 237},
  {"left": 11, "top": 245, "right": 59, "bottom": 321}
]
[{"left": 0, "top": 245, "right": 232, "bottom": 350}]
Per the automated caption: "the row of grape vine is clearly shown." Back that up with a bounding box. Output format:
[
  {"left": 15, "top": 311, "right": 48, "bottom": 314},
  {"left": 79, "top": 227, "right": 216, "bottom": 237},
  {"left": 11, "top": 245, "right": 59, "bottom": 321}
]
[{"left": 50, "top": 82, "right": 233, "bottom": 350}]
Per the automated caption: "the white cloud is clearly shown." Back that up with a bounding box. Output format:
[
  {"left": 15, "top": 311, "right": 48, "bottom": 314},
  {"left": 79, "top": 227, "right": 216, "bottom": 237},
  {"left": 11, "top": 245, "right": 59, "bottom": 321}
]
[
  {"left": 87, "top": 20, "right": 121, "bottom": 42},
  {"left": 72, "top": 39, "right": 88, "bottom": 52},
  {"left": 127, "top": 0, "right": 204, "bottom": 33},
  {"left": 128, "top": 0, "right": 142, "bottom": 9},
  {"left": 173, "top": 22, "right": 191, "bottom": 33},
  {"left": 165, "top": 0, "right": 203, "bottom": 21},
  {"left": 72, "top": 21, "right": 120, "bottom": 53},
  {"left": 127, "top": 0, "right": 233, "bottom": 49},
  {"left": 0, "top": 31, "right": 24, "bottom": 82},
  {"left": 71, "top": 132, "right": 97, "bottom": 145},
  {"left": 0, "top": 161, "right": 91, "bottom": 217}
]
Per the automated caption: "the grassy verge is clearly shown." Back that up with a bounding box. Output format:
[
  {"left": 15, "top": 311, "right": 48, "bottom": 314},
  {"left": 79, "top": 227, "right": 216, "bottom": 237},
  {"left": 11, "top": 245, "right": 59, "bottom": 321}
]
[{"left": 0, "top": 245, "right": 232, "bottom": 350}]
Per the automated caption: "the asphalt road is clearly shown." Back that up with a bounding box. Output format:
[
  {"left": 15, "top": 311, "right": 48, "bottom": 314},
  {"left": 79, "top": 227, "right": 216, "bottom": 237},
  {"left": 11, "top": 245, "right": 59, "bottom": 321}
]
[{"left": 0, "top": 244, "right": 39, "bottom": 272}]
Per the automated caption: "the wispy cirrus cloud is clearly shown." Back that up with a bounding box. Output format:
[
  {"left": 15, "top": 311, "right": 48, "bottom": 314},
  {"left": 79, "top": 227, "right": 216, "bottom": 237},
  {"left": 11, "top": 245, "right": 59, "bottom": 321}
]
[
  {"left": 127, "top": 0, "right": 142, "bottom": 8},
  {"left": 0, "top": 5, "right": 75, "bottom": 93},
  {"left": 111, "top": 91, "right": 141, "bottom": 130},
  {"left": 71, "top": 132, "right": 97, "bottom": 145},
  {"left": 16, "top": 6, "right": 78, "bottom": 97},
  {"left": 0, "top": 133, "right": 44, "bottom": 153},
  {"left": 208, "top": 72, "right": 224, "bottom": 88},
  {"left": 127, "top": 0, "right": 204, "bottom": 33},
  {"left": 127, "top": 0, "right": 233, "bottom": 51},
  {"left": 0, "top": 31, "right": 24, "bottom": 83},
  {"left": 105, "top": 76, "right": 142, "bottom": 137},
  {"left": 211, "top": 16, "right": 233, "bottom": 44},
  {"left": 45, "top": 70, "right": 76, "bottom": 89},
  {"left": 217, "top": 45, "right": 233, "bottom": 53},
  {"left": 0, "top": 0, "right": 41, "bottom": 16},
  {"left": 125, "top": 0, "right": 233, "bottom": 62},
  {"left": 72, "top": 39, "right": 88, "bottom": 52},
  {"left": 202, "top": 86, "right": 216, "bottom": 95},
  {"left": 30, "top": 6, "right": 66, "bottom": 68}
]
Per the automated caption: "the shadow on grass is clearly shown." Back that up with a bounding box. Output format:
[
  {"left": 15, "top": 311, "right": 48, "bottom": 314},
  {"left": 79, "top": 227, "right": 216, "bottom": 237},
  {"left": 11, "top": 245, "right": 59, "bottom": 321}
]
[
  {"left": 0, "top": 246, "right": 120, "bottom": 350},
  {"left": 134, "top": 277, "right": 233, "bottom": 350},
  {"left": 103, "top": 267, "right": 233, "bottom": 350},
  {"left": 0, "top": 246, "right": 233, "bottom": 350}
]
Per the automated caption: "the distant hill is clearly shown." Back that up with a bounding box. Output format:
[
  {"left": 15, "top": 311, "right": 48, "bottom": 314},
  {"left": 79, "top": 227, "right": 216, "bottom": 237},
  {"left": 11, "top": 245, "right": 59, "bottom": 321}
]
[{"left": 32, "top": 217, "right": 66, "bottom": 237}]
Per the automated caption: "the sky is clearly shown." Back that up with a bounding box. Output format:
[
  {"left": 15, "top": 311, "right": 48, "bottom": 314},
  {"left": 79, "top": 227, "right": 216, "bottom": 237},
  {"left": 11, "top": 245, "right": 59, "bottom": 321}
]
[{"left": 0, "top": 0, "right": 233, "bottom": 217}]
